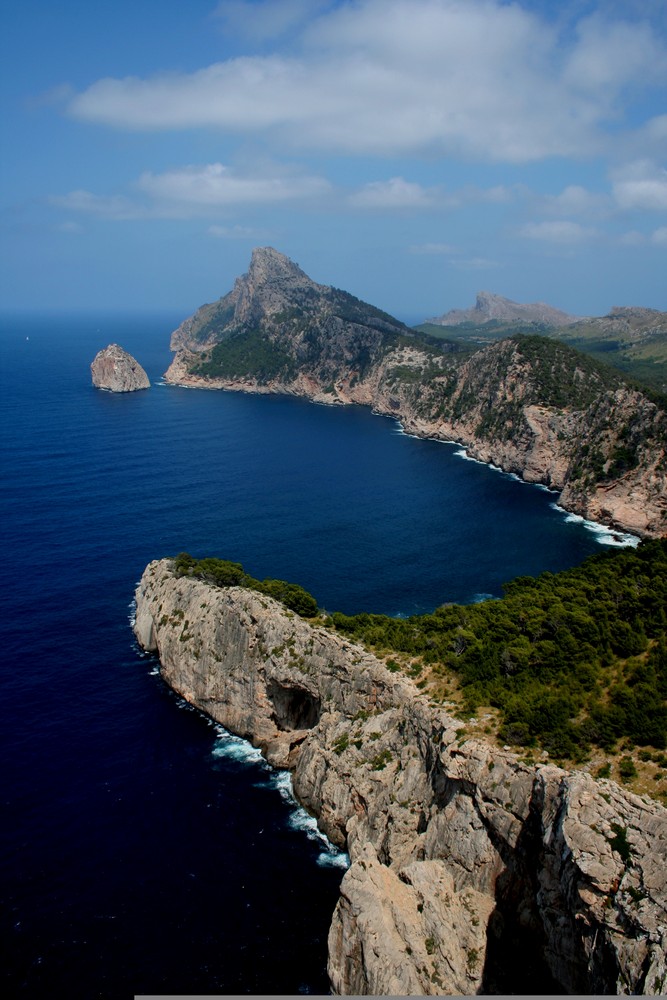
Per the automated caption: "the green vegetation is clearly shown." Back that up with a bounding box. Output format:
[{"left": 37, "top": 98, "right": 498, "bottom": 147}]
[
  {"left": 554, "top": 325, "right": 667, "bottom": 394},
  {"left": 608, "top": 822, "right": 633, "bottom": 863},
  {"left": 510, "top": 335, "right": 624, "bottom": 407},
  {"left": 172, "top": 552, "right": 318, "bottom": 617},
  {"left": 327, "top": 540, "right": 667, "bottom": 759},
  {"left": 193, "top": 328, "right": 296, "bottom": 382},
  {"left": 329, "top": 287, "right": 408, "bottom": 333},
  {"left": 414, "top": 311, "right": 667, "bottom": 394}
]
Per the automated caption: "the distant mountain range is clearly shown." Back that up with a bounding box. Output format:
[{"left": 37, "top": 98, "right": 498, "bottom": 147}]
[
  {"left": 165, "top": 248, "right": 667, "bottom": 538},
  {"left": 420, "top": 293, "right": 667, "bottom": 393},
  {"left": 428, "top": 290, "right": 581, "bottom": 328}
]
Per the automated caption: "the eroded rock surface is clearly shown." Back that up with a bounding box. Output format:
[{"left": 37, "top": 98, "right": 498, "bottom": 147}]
[
  {"left": 91, "top": 343, "right": 150, "bottom": 392},
  {"left": 134, "top": 559, "right": 667, "bottom": 996}
]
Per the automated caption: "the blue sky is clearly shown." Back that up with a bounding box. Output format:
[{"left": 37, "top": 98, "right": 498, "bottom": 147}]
[{"left": 1, "top": 0, "right": 666, "bottom": 321}]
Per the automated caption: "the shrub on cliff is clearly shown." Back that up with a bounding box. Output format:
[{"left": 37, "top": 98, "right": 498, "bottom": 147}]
[
  {"left": 329, "top": 539, "right": 667, "bottom": 756},
  {"left": 173, "top": 553, "right": 318, "bottom": 617}
]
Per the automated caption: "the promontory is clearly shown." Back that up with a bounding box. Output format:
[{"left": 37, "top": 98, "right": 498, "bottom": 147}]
[
  {"left": 91, "top": 343, "right": 150, "bottom": 392},
  {"left": 164, "top": 247, "right": 667, "bottom": 538},
  {"left": 134, "top": 553, "right": 667, "bottom": 996}
]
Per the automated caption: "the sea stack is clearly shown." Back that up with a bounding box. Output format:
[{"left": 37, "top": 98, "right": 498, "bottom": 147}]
[{"left": 91, "top": 344, "right": 150, "bottom": 392}]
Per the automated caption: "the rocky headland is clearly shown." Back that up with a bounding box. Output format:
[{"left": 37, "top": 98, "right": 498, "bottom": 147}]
[
  {"left": 134, "top": 557, "right": 667, "bottom": 996},
  {"left": 163, "top": 248, "right": 667, "bottom": 538},
  {"left": 91, "top": 343, "right": 150, "bottom": 392}
]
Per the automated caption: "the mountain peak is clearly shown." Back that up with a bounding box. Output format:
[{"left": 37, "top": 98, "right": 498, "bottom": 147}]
[
  {"left": 430, "top": 291, "right": 580, "bottom": 328},
  {"left": 246, "top": 246, "right": 312, "bottom": 287}
]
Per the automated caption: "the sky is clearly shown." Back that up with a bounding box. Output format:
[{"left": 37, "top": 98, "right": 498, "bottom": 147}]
[{"left": 1, "top": 0, "right": 666, "bottom": 323}]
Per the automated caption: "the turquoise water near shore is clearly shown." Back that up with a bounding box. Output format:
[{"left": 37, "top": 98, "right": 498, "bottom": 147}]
[{"left": 0, "top": 313, "right": 629, "bottom": 997}]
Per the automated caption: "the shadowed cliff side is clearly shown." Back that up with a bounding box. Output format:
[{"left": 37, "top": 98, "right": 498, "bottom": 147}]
[
  {"left": 134, "top": 558, "right": 667, "bottom": 996},
  {"left": 164, "top": 249, "right": 667, "bottom": 538}
]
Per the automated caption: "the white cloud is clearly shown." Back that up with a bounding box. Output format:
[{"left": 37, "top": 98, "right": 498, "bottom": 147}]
[
  {"left": 208, "top": 224, "right": 273, "bottom": 240},
  {"left": 349, "top": 177, "right": 437, "bottom": 209},
  {"left": 50, "top": 190, "right": 143, "bottom": 219},
  {"left": 652, "top": 227, "right": 667, "bottom": 246},
  {"left": 409, "top": 242, "right": 460, "bottom": 255},
  {"left": 212, "top": 0, "right": 331, "bottom": 43},
  {"left": 58, "top": 220, "right": 84, "bottom": 234},
  {"left": 137, "top": 162, "right": 330, "bottom": 207},
  {"left": 518, "top": 220, "right": 598, "bottom": 243},
  {"left": 65, "top": 0, "right": 667, "bottom": 162},
  {"left": 451, "top": 257, "right": 500, "bottom": 270},
  {"left": 563, "top": 13, "right": 666, "bottom": 93},
  {"left": 642, "top": 114, "right": 667, "bottom": 144},
  {"left": 618, "top": 230, "right": 646, "bottom": 246},
  {"left": 612, "top": 160, "right": 667, "bottom": 211},
  {"left": 51, "top": 163, "right": 330, "bottom": 220},
  {"left": 541, "top": 184, "right": 611, "bottom": 219}
]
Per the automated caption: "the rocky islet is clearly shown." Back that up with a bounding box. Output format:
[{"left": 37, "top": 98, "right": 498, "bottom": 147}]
[{"left": 91, "top": 343, "right": 150, "bottom": 392}]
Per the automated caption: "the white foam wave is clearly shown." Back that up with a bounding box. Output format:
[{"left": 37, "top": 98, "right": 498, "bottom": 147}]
[
  {"left": 393, "top": 424, "right": 421, "bottom": 441},
  {"left": 549, "top": 504, "right": 640, "bottom": 547},
  {"left": 211, "top": 729, "right": 265, "bottom": 766},
  {"left": 317, "top": 850, "right": 351, "bottom": 869},
  {"left": 453, "top": 448, "right": 502, "bottom": 473},
  {"left": 287, "top": 801, "right": 350, "bottom": 869},
  {"left": 472, "top": 593, "right": 495, "bottom": 604},
  {"left": 211, "top": 728, "right": 350, "bottom": 869}
]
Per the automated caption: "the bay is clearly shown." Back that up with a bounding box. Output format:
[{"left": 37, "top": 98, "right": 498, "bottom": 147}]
[{"left": 0, "top": 312, "right": 626, "bottom": 998}]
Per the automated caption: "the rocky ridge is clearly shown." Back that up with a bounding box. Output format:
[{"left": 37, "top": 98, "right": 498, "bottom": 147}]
[
  {"left": 164, "top": 250, "right": 667, "bottom": 538},
  {"left": 428, "top": 290, "right": 581, "bottom": 328},
  {"left": 134, "top": 558, "right": 667, "bottom": 996},
  {"left": 91, "top": 343, "right": 150, "bottom": 392}
]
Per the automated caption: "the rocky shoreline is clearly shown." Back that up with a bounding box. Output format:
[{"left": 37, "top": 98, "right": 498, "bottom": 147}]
[
  {"left": 134, "top": 558, "right": 667, "bottom": 996},
  {"left": 160, "top": 248, "right": 667, "bottom": 540},
  {"left": 164, "top": 356, "right": 657, "bottom": 542}
]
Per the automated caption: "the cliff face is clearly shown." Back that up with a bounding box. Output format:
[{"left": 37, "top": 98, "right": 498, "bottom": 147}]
[
  {"left": 91, "top": 343, "right": 150, "bottom": 392},
  {"left": 164, "top": 250, "right": 667, "bottom": 538},
  {"left": 134, "top": 559, "right": 667, "bottom": 996}
]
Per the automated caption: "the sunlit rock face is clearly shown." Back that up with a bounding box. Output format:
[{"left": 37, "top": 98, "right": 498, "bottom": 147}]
[
  {"left": 91, "top": 343, "right": 150, "bottom": 392},
  {"left": 135, "top": 558, "right": 667, "bottom": 997}
]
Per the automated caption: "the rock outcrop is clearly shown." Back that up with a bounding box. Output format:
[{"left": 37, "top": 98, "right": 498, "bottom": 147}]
[
  {"left": 429, "top": 290, "right": 581, "bottom": 328},
  {"left": 91, "top": 343, "right": 150, "bottom": 392},
  {"left": 163, "top": 249, "right": 667, "bottom": 538},
  {"left": 134, "top": 558, "right": 667, "bottom": 996}
]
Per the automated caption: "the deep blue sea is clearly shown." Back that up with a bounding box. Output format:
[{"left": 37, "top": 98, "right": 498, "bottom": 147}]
[{"left": 0, "top": 313, "right": 634, "bottom": 998}]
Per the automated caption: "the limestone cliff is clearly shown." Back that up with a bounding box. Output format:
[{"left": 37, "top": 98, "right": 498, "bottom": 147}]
[
  {"left": 134, "top": 558, "right": 667, "bottom": 996},
  {"left": 163, "top": 250, "right": 667, "bottom": 538},
  {"left": 91, "top": 343, "right": 150, "bottom": 392}
]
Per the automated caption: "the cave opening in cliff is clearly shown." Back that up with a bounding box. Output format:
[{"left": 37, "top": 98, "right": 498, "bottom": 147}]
[{"left": 266, "top": 680, "right": 321, "bottom": 731}]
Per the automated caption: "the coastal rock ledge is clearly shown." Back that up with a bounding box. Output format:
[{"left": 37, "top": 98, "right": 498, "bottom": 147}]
[
  {"left": 134, "top": 558, "right": 667, "bottom": 996},
  {"left": 91, "top": 343, "right": 150, "bottom": 392}
]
